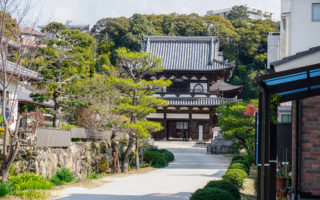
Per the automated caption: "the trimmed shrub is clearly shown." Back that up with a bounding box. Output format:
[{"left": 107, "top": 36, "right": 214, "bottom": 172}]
[
  {"left": 242, "top": 154, "right": 255, "bottom": 165},
  {"left": 0, "top": 182, "right": 12, "bottom": 197},
  {"left": 204, "top": 180, "right": 240, "bottom": 200},
  {"left": 231, "top": 155, "right": 244, "bottom": 162},
  {"left": 190, "top": 187, "right": 236, "bottom": 200},
  {"left": 227, "top": 169, "right": 248, "bottom": 178},
  {"left": 231, "top": 159, "right": 251, "bottom": 169},
  {"left": 8, "top": 173, "right": 53, "bottom": 190},
  {"left": 55, "top": 167, "right": 74, "bottom": 183},
  {"left": 159, "top": 149, "right": 174, "bottom": 162},
  {"left": 222, "top": 170, "right": 245, "bottom": 188},
  {"left": 143, "top": 150, "right": 168, "bottom": 168},
  {"left": 229, "top": 163, "right": 250, "bottom": 175}
]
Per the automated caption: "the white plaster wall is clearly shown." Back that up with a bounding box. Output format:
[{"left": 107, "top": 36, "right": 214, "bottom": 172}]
[
  {"left": 267, "top": 34, "right": 280, "bottom": 69},
  {"left": 290, "top": 0, "right": 320, "bottom": 55},
  {"left": 0, "top": 75, "right": 20, "bottom": 130},
  {"left": 167, "top": 113, "right": 189, "bottom": 119},
  {"left": 192, "top": 114, "right": 210, "bottom": 119},
  {"left": 146, "top": 113, "right": 164, "bottom": 119},
  {"left": 275, "top": 51, "right": 320, "bottom": 72}
]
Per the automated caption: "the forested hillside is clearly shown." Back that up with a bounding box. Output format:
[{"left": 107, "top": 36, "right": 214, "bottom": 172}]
[{"left": 91, "top": 6, "right": 279, "bottom": 99}]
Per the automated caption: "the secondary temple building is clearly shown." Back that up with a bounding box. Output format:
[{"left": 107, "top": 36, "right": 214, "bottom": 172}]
[{"left": 142, "top": 36, "right": 242, "bottom": 141}]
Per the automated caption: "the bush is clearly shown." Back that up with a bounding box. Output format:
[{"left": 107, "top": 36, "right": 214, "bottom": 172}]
[
  {"left": 190, "top": 187, "right": 236, "bottom": 200},
  {"left": 229, "top": 163, "right": 250, "bottom": 175},
  {"left": 88, "top": 173, "right": 104, "bottom": 179},
  {"left": 242, "top": 154, "right": 255, "bottom": 165},
  {"left": 222, "top": 170, "right": 245, "bottom": 188},
  {"left": 227, "top": 169, "right": 247, "bottom": 178},
  {"left": 231, "top": 159, "right": 251, "bottom": 169},
  {"left": 13, "top": 190, "right": 47, "bottom": 199},
  {"left": 97, "top": 157, "right": 109, "bottom": 173},
  {"left": 143, "top": 150, "right": 168, "bottom": 168},
  {"left": 8, "top": 173, "right": 53, "bottom": 191},
  {"left": 54, "top": 167, "right": 74, "bottom": 183},
  {"left": 231, "top": 155, "right": 244, "bottom": 162},
  {"left": 49, "top": 176, "right": 64, "bottom": 186},
  {"left": 204, "top": 180, "right": 240, "bottom": 200},
  {"left": 0, "top": 182, "right": 12, "bottom": 197},
  {"left": 158, "top": 149, "right": 174, "bottom": 162}
]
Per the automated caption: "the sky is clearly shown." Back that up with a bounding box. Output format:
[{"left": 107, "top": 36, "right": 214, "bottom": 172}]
[{"left": 25, "top": 0, "right": 281, "bottom": 27}]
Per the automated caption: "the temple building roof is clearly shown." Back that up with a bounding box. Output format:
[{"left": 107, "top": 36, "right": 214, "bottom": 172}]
[
  {"left": 163, "top": 97, "right": 236, "bottom": 107},
  {"left": 141, "top": 36, "right": 234, "bottom": 71},
  {"left": 209, "top": 80, "right": 243, "bottom": 93}
]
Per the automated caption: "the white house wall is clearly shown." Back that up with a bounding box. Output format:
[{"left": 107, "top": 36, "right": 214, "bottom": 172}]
[
  {"left": 275, "top": 51, "right": 320, "bottom": 72},
  {"left": 284, "top": 0, "right": 320, "bottom": 56},
  {"left": 0, "top": 75, "right": 20, "bottom": 130}
]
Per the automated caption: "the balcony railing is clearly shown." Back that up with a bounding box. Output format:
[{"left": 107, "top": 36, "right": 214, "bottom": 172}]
[{"left": 155, "top": 88, "right": 208, "bottom": 94}]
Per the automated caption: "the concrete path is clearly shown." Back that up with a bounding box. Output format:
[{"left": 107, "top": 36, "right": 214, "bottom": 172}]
[{"left": 54, "top": 141, "right": 230, "bottom": 200}]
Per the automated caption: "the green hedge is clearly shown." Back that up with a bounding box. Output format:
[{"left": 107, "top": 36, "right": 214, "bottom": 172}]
[
  {"left": 144, "top": 148, "right": 174, "bottom": 168},
  {"left": 231, "top": 159, "right": 250, "bottom": 169},
  {"left": 204, "top": 180, "right": 240, "bottom": 200},
  {"left": 222, "top": 169, "right": 248, "bottom": 188},
  {"left": 228, "top": 163, "right": 250, "bottom": 175},
  {"left": 190, "top": 187, "right": 236, "bottom": 200},
  {"left": 144, "top": 151, "right": 168, "bottom": 168},
  {"left": 231, "top": 155, "right": 244, "bottom": 162},
  {"left": 158, "top": 149, "right": 174, "bottom": 162},
  {"left": 222, "top": 169, "right": 246, "bottom": 188}
]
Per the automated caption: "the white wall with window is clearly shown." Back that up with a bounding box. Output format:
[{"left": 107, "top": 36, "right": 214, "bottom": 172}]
[
  {"left": 190, "top": 83, "right": 207, "bottom": 93},
  {"left": 284, "top": 0, "right": 320, "bottom": 55}
]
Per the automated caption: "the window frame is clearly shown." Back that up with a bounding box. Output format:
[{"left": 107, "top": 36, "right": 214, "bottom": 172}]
[{"left": 312, "top": 3, "right": 320, "bottom": 22}]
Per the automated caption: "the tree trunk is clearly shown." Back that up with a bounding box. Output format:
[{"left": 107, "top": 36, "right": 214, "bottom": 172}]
[
  {"left": 135, "top": 136, "right": 140, "bottom": 169},
  {"left": 122, "top": 136, "right": 134, "bottom": 173},
  {"left": 53, "top": 92, "right": 60, "bottom": 128},
  {"left": 111, "top": 131, "right": 120, "bottom": 173},
  {"left": 1, "top": 160, "right": 10, "bottom": 182}
]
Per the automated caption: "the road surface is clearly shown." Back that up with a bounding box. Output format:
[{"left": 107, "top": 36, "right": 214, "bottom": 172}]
[{"left": 54, "top": 141, "right": 230, "bottom": 200}]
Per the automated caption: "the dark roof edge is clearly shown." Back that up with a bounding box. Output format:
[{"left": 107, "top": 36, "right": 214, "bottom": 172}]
[
  {"left": 142, "top": 35, "right": 219, "bottom": 42},
  {"left": 271, "top": 45, "right": 320, "bottom": 67}
]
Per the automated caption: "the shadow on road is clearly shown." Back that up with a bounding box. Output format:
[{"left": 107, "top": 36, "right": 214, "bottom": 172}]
[{"left": 57, "top": 192, "right": 190, "bottom": 200}]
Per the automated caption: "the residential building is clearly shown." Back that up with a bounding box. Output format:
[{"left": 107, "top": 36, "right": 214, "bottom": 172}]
[
  {"left": 207, "top": 6, "right": 273, "bottom": 20},
  {"left": 142, "top": 36, "right": 242, "bottom": 142},
  {"left": 20, "top": 28, "right": 46, "bottom": 47},
  {"left": 265, "top": 0, "right": 320, "bottom": 198},
  {"left": 0, "top": 38, "right": 52, "bottom": 130}
]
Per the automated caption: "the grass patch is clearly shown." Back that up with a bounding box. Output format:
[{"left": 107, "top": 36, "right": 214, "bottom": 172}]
[{"left": 240, "top": 166, "right": 257, "bottom": 200}]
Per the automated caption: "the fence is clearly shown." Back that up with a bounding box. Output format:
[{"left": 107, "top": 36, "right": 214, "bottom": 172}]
[{"left": 36, "top": 127, "right": 112, "bottom": 147}]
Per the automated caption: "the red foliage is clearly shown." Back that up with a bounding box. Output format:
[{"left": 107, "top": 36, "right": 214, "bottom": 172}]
[{"left": 244, "top": 104, "right": 257, "bottom": 117}]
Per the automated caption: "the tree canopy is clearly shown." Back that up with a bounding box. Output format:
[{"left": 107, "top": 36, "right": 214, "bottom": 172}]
[{"left": 92, "top": 11, "right": 279, "bottom": 99}]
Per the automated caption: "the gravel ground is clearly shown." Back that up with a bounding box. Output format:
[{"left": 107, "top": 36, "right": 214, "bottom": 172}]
[{"left": 54, "top": 141, "right": 230, "bottom": 200}]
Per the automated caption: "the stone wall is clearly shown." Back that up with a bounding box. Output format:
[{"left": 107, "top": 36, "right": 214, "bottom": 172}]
[{"left": 12, "top": 141, "right": 110, "bottom": 179}]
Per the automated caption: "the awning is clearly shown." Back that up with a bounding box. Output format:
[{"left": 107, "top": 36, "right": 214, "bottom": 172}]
[{"left": 256, "top": 63, "right": 320, "bottom": 102}]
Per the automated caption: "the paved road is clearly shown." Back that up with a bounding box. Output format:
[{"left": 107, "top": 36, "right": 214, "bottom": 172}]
[{"left": 55, "top": 142, "right": 230, "bottom": 200}]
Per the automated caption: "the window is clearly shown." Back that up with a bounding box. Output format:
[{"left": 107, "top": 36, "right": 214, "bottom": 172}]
[
  {"left": 176, "top": 122, "right": 188, "bottom": 130},
  {"left": 281, "top": 17, "right": 286, "bottom": 30},
  {"left": 281, "top": 114, "right": 292, "bottom": 123},
  {"left": 312, "top": 3, "right": 320, "bottom": 21},
  {"left": 193, "top": 84, "right": 204, "bottom": 93}
]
